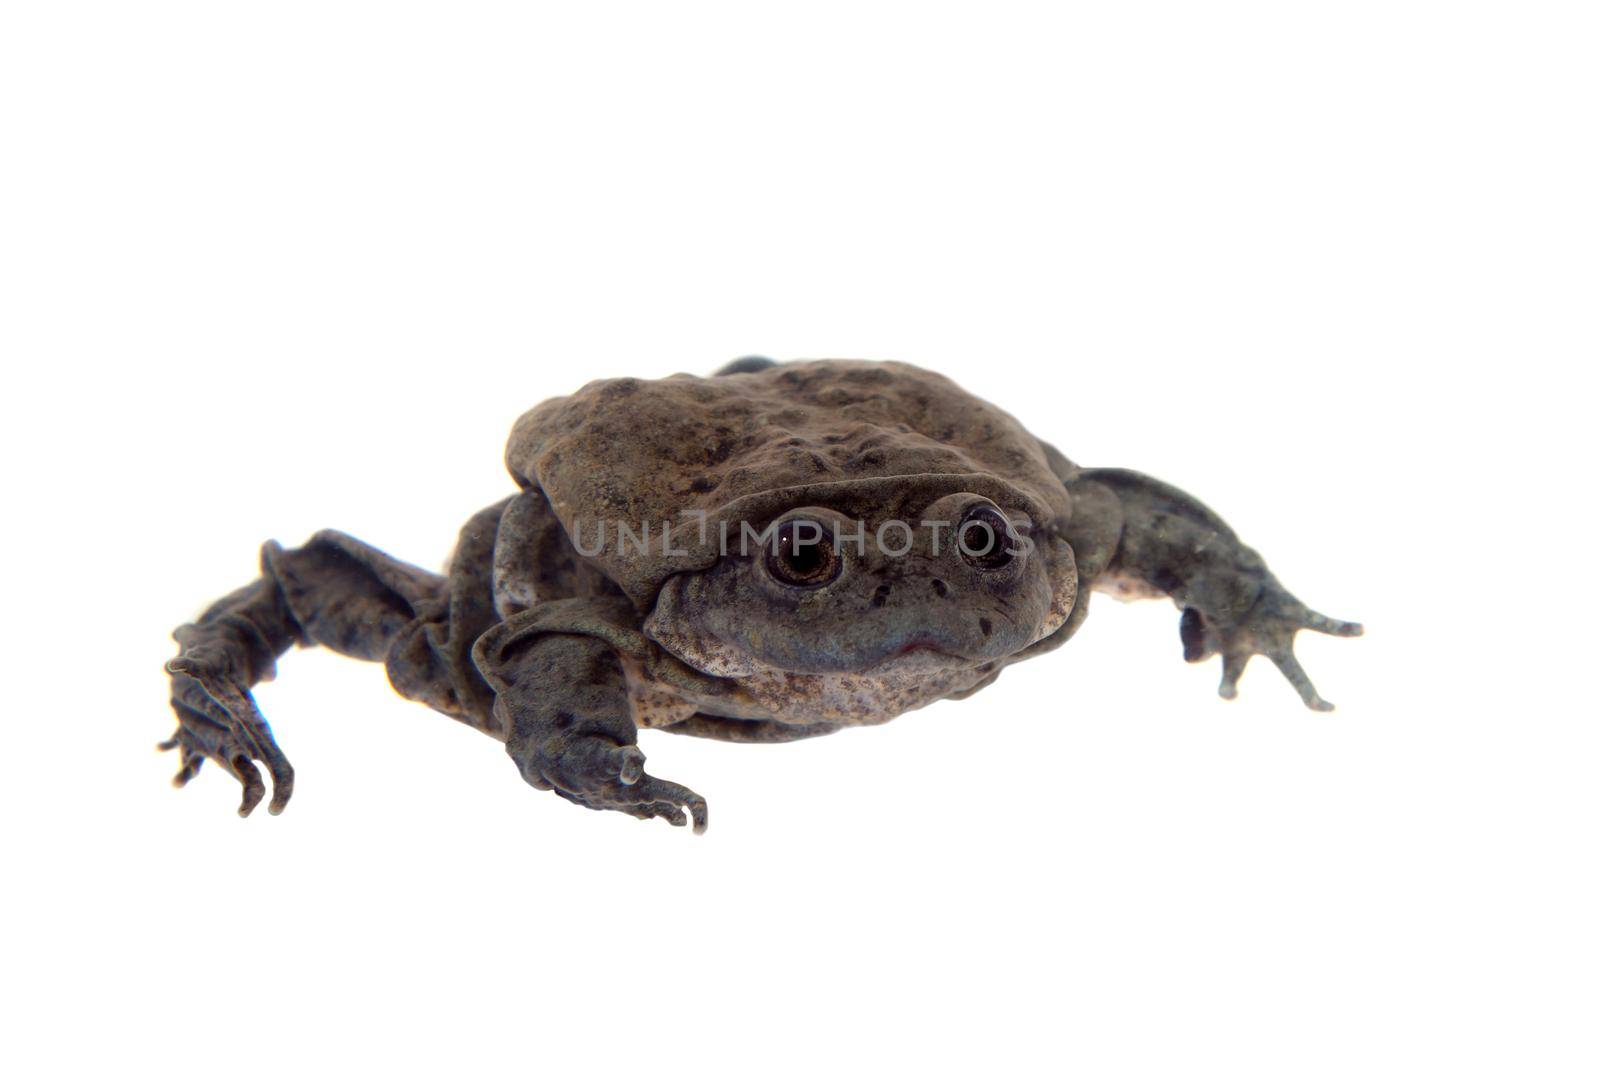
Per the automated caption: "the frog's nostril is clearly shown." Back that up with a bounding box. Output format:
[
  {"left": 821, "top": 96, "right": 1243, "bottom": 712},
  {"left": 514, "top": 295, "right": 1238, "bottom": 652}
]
[
  {"left": 871, "top": 583, "right": 892, "bottom": 608},
  {"left": 978, "top": 617, "right": 993, "bottom": 637},
  {"left": 931, "top": 578, "right": 950, "bottom": 598}
]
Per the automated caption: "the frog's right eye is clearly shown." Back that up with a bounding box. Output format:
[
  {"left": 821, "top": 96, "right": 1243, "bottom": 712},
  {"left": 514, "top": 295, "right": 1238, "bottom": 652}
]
[
  {"left": 765, "top": 520, "right": 842, "bottom": 587},
  {"left": 957, "top": 504, "right": 1020, "bottom": 570}
]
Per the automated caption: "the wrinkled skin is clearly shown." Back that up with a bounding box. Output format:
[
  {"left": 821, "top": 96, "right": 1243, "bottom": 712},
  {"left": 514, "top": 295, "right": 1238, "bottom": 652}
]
[{"left": 162, "top": 358, "right": 1361, "bottom": 832}]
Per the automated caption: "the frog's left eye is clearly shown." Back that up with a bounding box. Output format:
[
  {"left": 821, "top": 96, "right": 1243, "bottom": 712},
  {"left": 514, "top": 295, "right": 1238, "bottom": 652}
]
[
  {"left": 957, "top": 504, "right": 1019, "bottom": 570},
  {"left": 766, "top": 520, "right": 842, "bottom": 587}
]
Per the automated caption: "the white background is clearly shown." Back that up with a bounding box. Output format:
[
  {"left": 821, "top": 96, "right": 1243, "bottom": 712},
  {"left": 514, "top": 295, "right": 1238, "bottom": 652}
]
[{"left": 3, "top": 3, "right": 1595, "bottom": 1064}]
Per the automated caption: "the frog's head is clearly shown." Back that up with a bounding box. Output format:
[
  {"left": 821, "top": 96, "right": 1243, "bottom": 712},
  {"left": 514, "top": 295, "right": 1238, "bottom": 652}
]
[{"left": 643, "top": 482, "right": 1076, "bottom": 678}]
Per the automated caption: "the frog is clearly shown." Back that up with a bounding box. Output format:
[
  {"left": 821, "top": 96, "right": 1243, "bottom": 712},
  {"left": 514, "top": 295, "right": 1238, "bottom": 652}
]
[{"left": 162, "top": 357, "right": 1361, "bottom": 832}]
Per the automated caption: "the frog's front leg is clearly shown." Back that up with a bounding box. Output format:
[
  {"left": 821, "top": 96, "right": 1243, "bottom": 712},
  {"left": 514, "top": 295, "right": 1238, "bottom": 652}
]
[
  {"left": 1063, "top": 468, "right": 1362, "bottom": 710},
  {"left": 473, "top": 606, "right": 708, "bottom": 832},
  {"left": 162, "top": 502, "right": 510, "bottom": 815}
]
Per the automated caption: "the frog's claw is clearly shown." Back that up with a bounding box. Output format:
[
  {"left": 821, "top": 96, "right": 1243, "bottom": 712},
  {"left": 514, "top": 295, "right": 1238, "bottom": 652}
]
[{"left": 1181, "top": 593, "right": 1362, "bottom": 712}]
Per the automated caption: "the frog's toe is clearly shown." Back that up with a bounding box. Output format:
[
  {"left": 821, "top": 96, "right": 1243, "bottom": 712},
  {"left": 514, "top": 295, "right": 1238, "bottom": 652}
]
[
  {"left": 614, "top": 776, "right": 708, "bottom": 833},
  {"left": 640, "top": 778, "right": 708, "bottom": 834},
  {"left": 524, "top": 734, "right": 708, "bottom": 833},
  {"left": 1215, "top": 642, "right": 1334, "bottom": 711},
  {"left": 633, "top": 800, "right": 690, "bottom": 827},
  {"left": 1268, "top": 647, "right": 1335, "bottom": 712},
  {"left": 1300, "top": 610, "right": 1364, "bottom": 638},
  {"left": 1217, "top": 651, "right": 1249, "bottom": 700},
  {"left": 165, "top": 713, "right": 270, "bottom": 815},
  {"left": 617, "top": 745, "right": 646, "bottom": 785},
  {"left": 158, "top": 731, "right": 206, "bottom": 787},
  {"left": 1189, "top": 588, "right": 1360, "bottom": 710}
]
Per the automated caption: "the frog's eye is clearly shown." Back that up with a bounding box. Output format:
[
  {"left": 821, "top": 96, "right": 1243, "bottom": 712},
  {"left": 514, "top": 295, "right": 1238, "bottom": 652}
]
[
  {"left": 957, "top": 504, "right": 1019, "bottom": 570},
  {"left": 765, "top": 520, "right": 842, "bottom": 587}
]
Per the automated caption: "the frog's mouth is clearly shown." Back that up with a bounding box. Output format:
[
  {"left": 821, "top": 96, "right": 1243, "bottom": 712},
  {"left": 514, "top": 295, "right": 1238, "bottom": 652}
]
[
  {"left": 844, "top": 635, "right": 980, "bottom": 677},
  {"left": 887, "top": 636, "right": 969, "bottom": 662}
]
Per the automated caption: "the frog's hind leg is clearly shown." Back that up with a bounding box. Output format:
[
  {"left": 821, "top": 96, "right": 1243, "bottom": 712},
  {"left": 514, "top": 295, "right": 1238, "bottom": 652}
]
[
  {"left": 1060, "top": 467, "right": 1362, "bottom": 710},
  {"left": 162, "top": 502, "right": 508, "bottom": 815}
]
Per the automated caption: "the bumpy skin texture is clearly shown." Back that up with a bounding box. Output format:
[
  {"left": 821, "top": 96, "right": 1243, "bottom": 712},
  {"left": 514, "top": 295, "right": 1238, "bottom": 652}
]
[{"left": 163, "top": 358, "right": 1361, "bottom": 831}]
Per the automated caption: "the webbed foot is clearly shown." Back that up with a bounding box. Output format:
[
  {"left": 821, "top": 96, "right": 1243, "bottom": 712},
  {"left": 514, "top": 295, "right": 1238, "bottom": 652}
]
[{"left": 1180, "top": 588, "right": 1362, "bottom": 711}]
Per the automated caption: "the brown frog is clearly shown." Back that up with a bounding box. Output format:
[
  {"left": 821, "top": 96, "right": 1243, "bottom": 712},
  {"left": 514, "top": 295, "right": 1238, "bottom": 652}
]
[{"left": 163, "top": 358, "right": 1361, "bottom": 832}]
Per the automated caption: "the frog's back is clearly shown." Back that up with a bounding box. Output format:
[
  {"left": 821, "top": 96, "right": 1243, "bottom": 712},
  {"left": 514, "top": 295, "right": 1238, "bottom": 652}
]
[{"left": 505, "top": 359, "right": 1073, "bottom": 604}]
